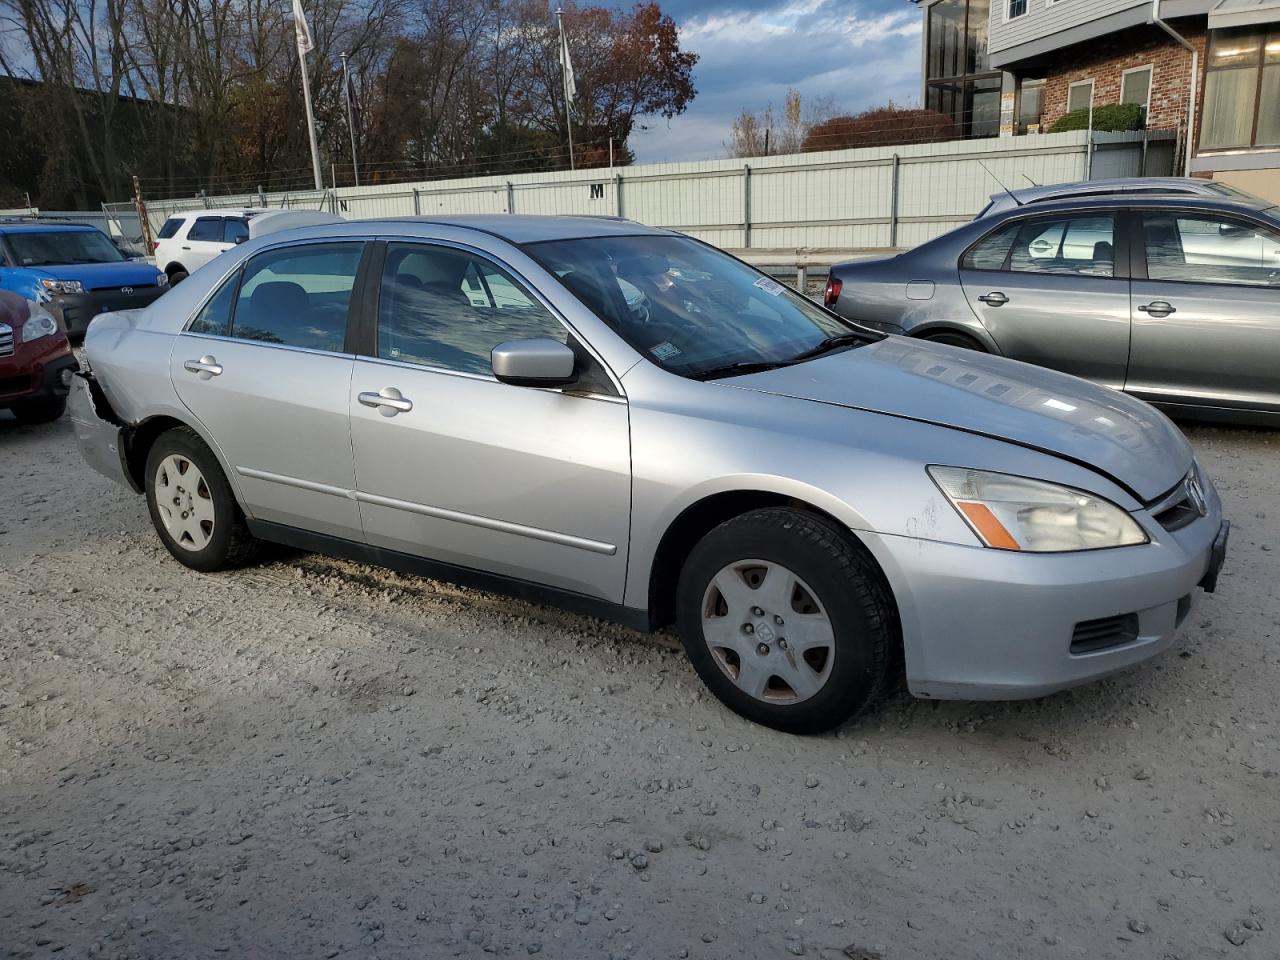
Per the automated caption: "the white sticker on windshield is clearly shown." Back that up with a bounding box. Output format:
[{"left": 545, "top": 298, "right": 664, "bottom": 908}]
[
  {"left": 754, "top": 276, "right": 785, "bottom": 296},
  {"left": 650, "top": 341, "right": 681, "bottom": 361}
]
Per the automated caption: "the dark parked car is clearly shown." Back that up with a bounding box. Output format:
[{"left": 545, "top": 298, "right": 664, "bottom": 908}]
[
  {"left": 826, "top": 192, "right": 1280, "bottom": 424},
  {"left": 0, "top": 289, "right": 76, "bottom": 423}
]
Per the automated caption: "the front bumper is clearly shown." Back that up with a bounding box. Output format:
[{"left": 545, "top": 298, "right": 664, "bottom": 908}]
[
  {"left": 862, "top": 486, "right": 1227, "bottom": 701},
  {"left": 47, "top": 285, "right": 165, "bottom": 338},
  {"left": 0, "top": 348, "right": 77, "bottom": 406}
]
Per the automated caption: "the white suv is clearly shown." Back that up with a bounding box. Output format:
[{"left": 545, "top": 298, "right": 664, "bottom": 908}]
[{"left": 152, "top": 209, "right": 264, "bottom": 284}]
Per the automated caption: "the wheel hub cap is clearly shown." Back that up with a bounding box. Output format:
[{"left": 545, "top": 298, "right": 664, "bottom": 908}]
[
  {"left": 154, "top": 455, "right": 215, "bottom": 552},
  {"left": 701, "top": 559, "right": 835, "bottom": 704}
]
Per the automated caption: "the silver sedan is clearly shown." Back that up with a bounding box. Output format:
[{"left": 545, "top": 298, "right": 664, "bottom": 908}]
[
  {"left": 71, "top": 215, "right": 1228, "bottom": 733},
  {"left": 826, "top": 192, "right": 1280, "bottom": 425}
]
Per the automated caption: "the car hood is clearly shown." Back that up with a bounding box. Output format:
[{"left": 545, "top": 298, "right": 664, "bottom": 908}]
[
  {"left": 725, "top": 337, "right": 1192, "bottom": 503},
  {"left": 21, "top": 260, "right": 163, "bottom": 290}
]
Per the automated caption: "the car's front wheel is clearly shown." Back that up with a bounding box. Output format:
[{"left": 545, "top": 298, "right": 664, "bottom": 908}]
[
  {"left": 676, "top": 508, "right": 896, "bottom": 734},
  {"left": 144, "top": 427, "right": 260, "bottom": 571}
]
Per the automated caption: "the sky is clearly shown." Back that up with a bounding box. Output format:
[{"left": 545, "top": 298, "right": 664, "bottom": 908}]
[{"left": 628, "top": 0, "right": 923, "bottom": 164}]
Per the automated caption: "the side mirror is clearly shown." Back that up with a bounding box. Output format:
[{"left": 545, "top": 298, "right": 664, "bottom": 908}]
[
  {"left": 491, "top": 338, "right": 577, "bottom": 388},
  {"left": 1219, "top": 223, "right": 1253, "bottom": 239},
  {"left": 234, "top": 236, "right": 247, "bottom": 244}
]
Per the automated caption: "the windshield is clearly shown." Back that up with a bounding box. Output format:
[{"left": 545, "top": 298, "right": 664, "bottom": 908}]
[
  {"left": 6, "top": 229, "right": 125, "bottom": 266},
  {"left": 524, "top": 234, "right": 873, "bottom": 378}
]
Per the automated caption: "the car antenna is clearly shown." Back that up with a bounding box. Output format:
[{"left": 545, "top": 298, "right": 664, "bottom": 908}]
[
  {"left": 1022, "top": 174, "right": 1039, "bottom": 187},
  {"left": 979, "top": 160, "right": 1023, "bottom": 207}
]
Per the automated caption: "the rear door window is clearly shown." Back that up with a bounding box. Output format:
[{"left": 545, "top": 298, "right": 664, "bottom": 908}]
[
  {"left": 222, "top": 218, "right": 249, "bottom": 245},
  {"left": 231, "top": 242, "right": 364, "bottom": 351},
  {"left": 188, "top": 217, "right": 224, "bottom": 242},
  {"left": 188, "top": 272, "right": 239, "bottom": 336},
  {"left": 964, "top": 214, "right": 1117, "bottom": 277}
]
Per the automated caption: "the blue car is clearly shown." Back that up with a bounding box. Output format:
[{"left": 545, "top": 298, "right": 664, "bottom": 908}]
[{"left": 0, "top": 219, "right": 169, "bottom": 339}]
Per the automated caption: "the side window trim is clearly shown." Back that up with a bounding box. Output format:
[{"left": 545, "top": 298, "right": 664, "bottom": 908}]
[{"left": 363, "top": 236, "right": 622, "bottom": 397}]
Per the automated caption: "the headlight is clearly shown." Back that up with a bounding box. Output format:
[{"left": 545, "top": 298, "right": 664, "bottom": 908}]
[
  {"left": 21, "top": 305, "right": 60, "bottom": 342},
  {"left": 156, "top": 272, "right": 169, "bottom": 288},
  {"left": 928, "top": 466, "right": 1149, "bottom": 552},
  {"left": 40, "top": 278, "right": 83, "bottom": 295}
]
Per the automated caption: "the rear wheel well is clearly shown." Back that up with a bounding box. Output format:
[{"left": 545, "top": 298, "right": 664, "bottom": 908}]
[
  {"left": 164, "top": 263, "right": 187, "bottom": 278},
  {"left": 647, "top": 491, "right": 897, "bottom": 630},
  {"left": 122, "top": 416, "right": 188, "bottom": 492}
]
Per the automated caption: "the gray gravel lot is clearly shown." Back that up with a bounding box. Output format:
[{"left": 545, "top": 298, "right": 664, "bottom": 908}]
[{"left": 1, "top": 413, "right": 1277, "bottom": 960}]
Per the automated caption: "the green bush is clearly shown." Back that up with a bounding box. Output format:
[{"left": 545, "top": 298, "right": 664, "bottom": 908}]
[{"left": 1049, "top": 102, "right": 1145, "bottom": 133}]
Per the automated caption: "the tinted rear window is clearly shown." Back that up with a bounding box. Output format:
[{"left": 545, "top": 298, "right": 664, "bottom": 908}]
[
  {"left": 157, "top": 218, "right": 182, "bottom": 239},
  {"left": 188, "top": 217, "right": 224, "bottom": 242}
]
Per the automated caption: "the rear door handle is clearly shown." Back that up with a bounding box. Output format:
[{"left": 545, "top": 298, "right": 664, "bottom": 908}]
[
  {"left": 977, "top": 291, "right": 1008, "bottom": 306},
  {"left": 1138, "top": 301, "right": 1176, "bottom": 317},
  {"left": 183, "top": 355, "right": 223, "bottom": 379},
  {"left": 358, "top": 387, "right": 413, "bottom": 416},
  {"left": 181, "top": 245, "right": 191, "bottom": 250}
]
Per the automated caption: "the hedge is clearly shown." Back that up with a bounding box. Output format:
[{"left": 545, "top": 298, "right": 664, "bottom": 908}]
[{"left": 1049, "top": 103, "right": 1145, "bottom": 133}]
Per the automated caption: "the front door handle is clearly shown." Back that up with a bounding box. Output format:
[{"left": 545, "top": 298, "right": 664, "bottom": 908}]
[
  {"left": 183, "top": 355, "right": 223, "bottom": 380},
  {"left": 977, "top": 291, "right": 1008, "bottom": 306},
  {"left": 181, "top": 245, "right": 191, "bottom": 250},
  {"left": 358, "top": 386, "right": 413, "bottom": 416},
  {"left": 1137, "top": 301, "right": 1176, "bottom": 317}
]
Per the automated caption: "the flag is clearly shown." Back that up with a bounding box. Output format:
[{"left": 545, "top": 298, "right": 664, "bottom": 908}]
[
  {"left": 345, "top": 67, "right": 362, "bottom": 136},
  {"left": 292, "top": 0, "right": 313, "bottom": 54},
  {"left": 558, "top": 15, "right": 577, "bottom": 116}
]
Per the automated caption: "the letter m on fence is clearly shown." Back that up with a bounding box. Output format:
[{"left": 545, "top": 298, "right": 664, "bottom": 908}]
[{"left": 590, "top": 183, "right": 605, "bottom": 200}]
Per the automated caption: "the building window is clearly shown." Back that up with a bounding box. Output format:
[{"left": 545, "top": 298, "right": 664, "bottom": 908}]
[
  {"left": 1067, "top": 79, "right": 1094, "bottom": 114},
  {"left": 1007, "top": 0, "right": 1027, "bottom": 19},
  {"left": 1120, "top": 65, "right": 1152, "bottom": 120},
  {"left": 1018, "top": 78, "right": 1045, "bottom": 133},
  {"left": 1201, "top": 27, "right": 1280, "bottom": 150},
  {"left": 925, "top": 0, "right": 1002, "bottom": 138}
]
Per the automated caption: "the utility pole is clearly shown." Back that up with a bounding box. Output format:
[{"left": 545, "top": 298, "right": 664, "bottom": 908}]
[{"left": 132, "top": 175, "right": 153, "bottom": 255}]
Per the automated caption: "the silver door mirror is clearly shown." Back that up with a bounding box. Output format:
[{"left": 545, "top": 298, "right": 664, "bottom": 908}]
[{"left": 491, "top": 338, "right": 577, "bottom": 387}]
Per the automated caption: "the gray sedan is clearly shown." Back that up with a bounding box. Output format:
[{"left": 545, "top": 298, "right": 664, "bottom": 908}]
[
  {"left": 71, "top": 215, "right": 1227, "bottom": 733},
  {"left": 826, "top": 192, "right": 1280, "bottom": 424}
]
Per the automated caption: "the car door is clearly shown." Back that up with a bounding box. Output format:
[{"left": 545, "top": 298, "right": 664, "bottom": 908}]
[
  {"left": 349, "top": 240, "right": 631, "bottom": 602},
  {"left": 958, "top": 210, "right": 1131, "bottom": 388},
  {"left": 170, "top": 240, "right": 368, "bottom": 538},
  {"left": 1127, "top": 209, "right": 1280, "bottom": 412},
  {"left": 181, "top": 216, "right": 232, "bottom": 272}
]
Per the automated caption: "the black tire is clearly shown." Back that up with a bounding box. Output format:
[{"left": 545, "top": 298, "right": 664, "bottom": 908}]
[
  {"left": 144, "top": 426, "right": 260, "bottom": 571},
  {"left": 11, "top": 396, "right": 67, "bottom": 424},
  {"left": 676, "top": 507, "right": 897, "bottom": 734},
  {"left": 168, "top": 268, "right": 189, "bottom": 286},
  {"left": 920, "top": 330, "right": 986, "bottom": 352}
]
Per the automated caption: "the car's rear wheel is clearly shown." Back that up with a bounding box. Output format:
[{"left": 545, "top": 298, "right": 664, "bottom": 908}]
[
  {"left": 921, "top": 330, "right": 986, "bottom": 352},
  {"left": 10, "top": 396, "right": 67, "bottom": 424},
  {"left": 168, "top": 268, "right": 189, "bottom": 286},
  {"left": 676, "top": 507, "right": 896, "bottom": 734},
  {"left": 145, "top": 427, "right": 260, "bottom": 571}
]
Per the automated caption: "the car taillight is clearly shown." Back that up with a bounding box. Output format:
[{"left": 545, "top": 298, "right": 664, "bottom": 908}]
[
  {"left": 150, "top": 240, "right": 159, "bottom": 253},
  {"left": 823, "top": 275, "right": 842, "bottom": 307}
]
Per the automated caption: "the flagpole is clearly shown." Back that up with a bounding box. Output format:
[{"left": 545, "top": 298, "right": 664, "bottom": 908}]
[
  {"left": 294, "top": 0, "right": 323, "bottom": 190},
  {"left": 557, "top": 8, "right": 575, "bottom": 171},
  {"left": 340, "top": 51, "right": 360, "bottom": 187}
]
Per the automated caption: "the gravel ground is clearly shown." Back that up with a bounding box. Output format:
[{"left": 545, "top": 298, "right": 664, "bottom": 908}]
[{"left": 1, "top": 413, "right": 1277, "bottom": 960}]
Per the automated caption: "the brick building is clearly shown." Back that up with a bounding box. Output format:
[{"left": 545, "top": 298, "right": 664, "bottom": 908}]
[{"left": 915, "top": 0, "right": 1280, "bottom": 201}]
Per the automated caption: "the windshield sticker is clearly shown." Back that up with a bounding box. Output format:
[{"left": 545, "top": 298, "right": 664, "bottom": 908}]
[
  {"left": 650, "top": 341, "right": 681, "bottom": 361},
  {"left": 753, "top": 276, "right": 785, "bottom": 296}
]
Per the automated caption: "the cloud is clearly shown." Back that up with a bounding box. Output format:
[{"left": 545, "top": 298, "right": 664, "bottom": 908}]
[{"left": 630, "top": 0, "right": 923, "bottom": 164}]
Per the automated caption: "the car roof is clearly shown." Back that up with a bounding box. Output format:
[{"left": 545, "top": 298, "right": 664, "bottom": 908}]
[
  {"left": 378, "top": 214, "right": 670, "bottom": 244},
  {"left": 991, "top": 177, "right": 1224, "bottom": 206},
  {"left": 984, "top": 192, "right": 1278, "bottom": 219},
  {"left": 167, "top": 208, "right": 266, "bottom": 219},
  {"left": 0, "top": 221, "right": 99, "bottom": 234}
]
